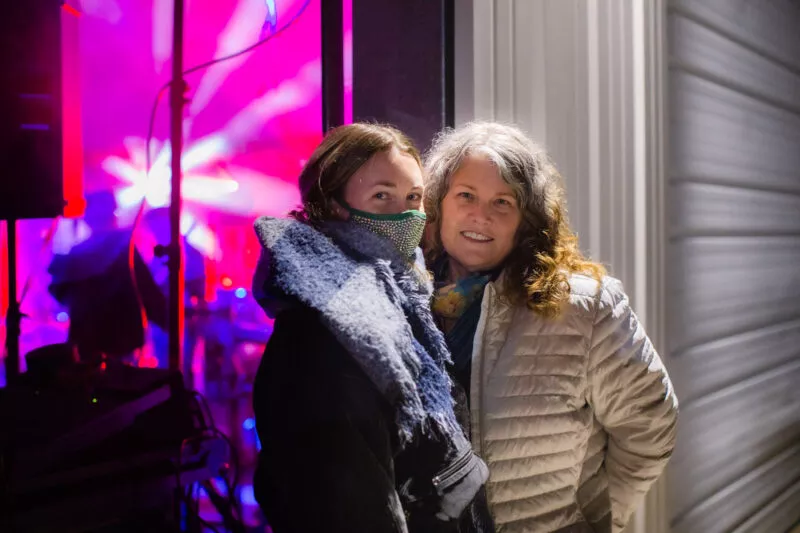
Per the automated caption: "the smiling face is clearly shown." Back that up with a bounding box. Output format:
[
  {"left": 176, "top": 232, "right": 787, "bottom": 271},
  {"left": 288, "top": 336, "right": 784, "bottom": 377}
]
[
  {"left": 339, "top": 147, "right": 424, "bottom": 216},
  {"left": 439, "top": 154, "right": 522, "bottom": 275}
]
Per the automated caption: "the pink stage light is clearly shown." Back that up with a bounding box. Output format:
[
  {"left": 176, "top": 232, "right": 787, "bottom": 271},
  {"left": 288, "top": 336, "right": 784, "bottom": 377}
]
[{"left": 3, "top": 0, "right": 327, "bottom": 364}]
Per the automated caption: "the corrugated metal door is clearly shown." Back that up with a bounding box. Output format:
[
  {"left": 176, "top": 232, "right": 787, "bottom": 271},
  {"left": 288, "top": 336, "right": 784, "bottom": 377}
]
[{"left": 666, "top": 1, "right": 800, "bottom": 532}]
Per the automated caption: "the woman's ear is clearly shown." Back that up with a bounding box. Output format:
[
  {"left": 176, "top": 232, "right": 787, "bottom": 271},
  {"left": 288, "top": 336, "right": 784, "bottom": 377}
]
[
  {"left": 330, "top": 199, "right": 350, "bottom": 221},
  {"left": 422, "top": 223, "right": 439, "bottom": 252}
]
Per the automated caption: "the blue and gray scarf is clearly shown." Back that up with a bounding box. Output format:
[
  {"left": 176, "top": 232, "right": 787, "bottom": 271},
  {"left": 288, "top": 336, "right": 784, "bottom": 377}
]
[{"left": 252, "top": 216, "right": 469, "bottom": 454}]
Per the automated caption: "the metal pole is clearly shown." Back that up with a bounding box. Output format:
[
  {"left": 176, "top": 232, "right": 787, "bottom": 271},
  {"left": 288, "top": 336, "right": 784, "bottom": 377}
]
[
  {"left": 168, "top": 0, "right": 186, "bottom": 374},
  {"left": 321, "top": 0, "right": 344, "bottom": 132},
  {"left": 4, "top": 220, "right": 20, "bottom": 384}
]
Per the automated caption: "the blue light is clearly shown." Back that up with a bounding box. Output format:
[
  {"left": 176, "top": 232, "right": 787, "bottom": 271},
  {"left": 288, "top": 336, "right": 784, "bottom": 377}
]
[
  {"left": 234, "top": 287, "right": 247, "bottom": 299},
  {"left": 261, "top": 0, "right": 278, "bottom": 37},
  {"left": 243, "top": 417, "right": 256, "bottom": 431},
  {"left": 240, "top": 484, "right": 257, "bottom": 506},
  {"left": 56, "top": 312, "right": 69, "bottom": 323}
]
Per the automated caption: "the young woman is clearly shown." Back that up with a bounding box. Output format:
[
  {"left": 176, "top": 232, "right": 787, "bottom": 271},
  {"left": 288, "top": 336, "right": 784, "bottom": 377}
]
[
  {"left": 424, "top": 122, "right": 678, "bottom": 533},
  {"left": 251, "top": 123, "right": 493, "bottom": 533}
]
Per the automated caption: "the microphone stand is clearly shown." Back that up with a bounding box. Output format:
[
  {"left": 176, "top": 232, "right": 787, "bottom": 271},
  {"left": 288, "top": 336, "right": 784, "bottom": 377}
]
[
  {"left": 168, "top": 0, "right": 186, "bottom": 375},
  {"left": 3, "top": 220, "right": 21, "bottom": 384}
]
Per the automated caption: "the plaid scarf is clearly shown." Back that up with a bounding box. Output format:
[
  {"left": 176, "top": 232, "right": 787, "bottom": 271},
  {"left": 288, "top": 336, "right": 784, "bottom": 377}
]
[{"left": 253, "top": 216, "right": 469, "bottom": 453}]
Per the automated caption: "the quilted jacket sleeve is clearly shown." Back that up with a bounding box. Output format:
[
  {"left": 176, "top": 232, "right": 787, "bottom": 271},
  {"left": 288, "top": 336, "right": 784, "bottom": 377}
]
[{"left": 587, "top": 278, "right": 678, "bottom": 532}]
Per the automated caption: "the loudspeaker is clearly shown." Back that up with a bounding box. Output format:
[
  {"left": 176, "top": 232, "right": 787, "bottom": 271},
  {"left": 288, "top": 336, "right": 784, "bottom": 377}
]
[
  {"left": 0, "top": 1, "right": 84, "bottom": 221},
  {"left": 351, "top": 0, "right": 454, "bottom": 151}
]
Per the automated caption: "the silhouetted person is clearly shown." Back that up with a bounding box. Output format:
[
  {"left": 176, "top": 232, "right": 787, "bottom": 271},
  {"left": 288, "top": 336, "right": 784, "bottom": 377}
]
[
  {"left": 143, "top": 207, "right": 207, "bottom": 376},
  {"left": 48, "top": 191, "right": 167, "bottom": 366}
]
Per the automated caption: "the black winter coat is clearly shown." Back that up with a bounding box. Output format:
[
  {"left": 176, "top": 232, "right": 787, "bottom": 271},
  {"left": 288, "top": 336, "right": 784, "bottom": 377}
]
[{"left": 253, "top": 305, "right": 494, "bottom": 533}]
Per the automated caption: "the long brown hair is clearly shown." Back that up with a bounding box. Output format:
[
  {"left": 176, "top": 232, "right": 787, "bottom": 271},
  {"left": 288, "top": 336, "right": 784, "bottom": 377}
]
[
  {"left": 291, "top": 123, "right": 421, "bottom": 223},
  {"left": 424, "top": 122, "right": 605, "bottom": 318}
]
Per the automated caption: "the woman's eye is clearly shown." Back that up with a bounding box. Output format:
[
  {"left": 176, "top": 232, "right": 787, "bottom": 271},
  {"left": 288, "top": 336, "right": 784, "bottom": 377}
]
[
  {"left": 496, "top": 198, "right": 512, "bottom": 206},
  {"left": 374, "top": 192, "right": 389, "bottom": 200},
  {"left": 457, "top": 191, "right": 474, "bottom": 200},
  {"left": 407, "top": 193, "right": 421, "bottom": 202}
]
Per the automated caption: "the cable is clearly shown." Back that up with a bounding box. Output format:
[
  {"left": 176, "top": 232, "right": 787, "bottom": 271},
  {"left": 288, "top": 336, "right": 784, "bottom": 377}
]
[
  {"left": 187, "top": 390, "right": 241, "bottom": 508},
  {"left": 183, "top": 483, "right": 222, "bottom": 533},
  {"left": 201, "top": 480, "right": 245, "bottom": 533},
  {"left": 189, "top": 390, "right": 240, "bottom": 502},
  {"left": 144, "top": 0, "right": 312, "bottom": 178},
  {"left": 219, "top": 473, "right": 243, "bottom": 526},
  {"left": 154, "top": 3, "right": 313, "bottom": 520},
  {"left": 181, "top": 0, "right": 311, "bottom": 80},
  {"left": 18, "top": 217, "right": 60, "bottom": 308},
  {"left": 129, "top": 0, "right": 312, "bottom": 363},
  {"left": 220, "top": 429, "right": 239, "bottom": 485},
  {"left": 177, "top": 431, "right": 241, "bottom": 533},
  {"left": 192, "top": 390, "right": 216, "bottom": 430}
]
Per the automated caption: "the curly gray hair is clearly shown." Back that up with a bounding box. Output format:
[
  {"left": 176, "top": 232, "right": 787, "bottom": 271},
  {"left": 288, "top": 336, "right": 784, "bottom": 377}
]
[{"left": 423, "top": 121, "right": 604, "bottom": 317}]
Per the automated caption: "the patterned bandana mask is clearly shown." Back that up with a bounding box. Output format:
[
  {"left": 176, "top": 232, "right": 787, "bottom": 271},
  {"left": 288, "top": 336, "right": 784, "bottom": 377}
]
[{"left": 337, "top": 198, "right": 427, "bottom": 259}]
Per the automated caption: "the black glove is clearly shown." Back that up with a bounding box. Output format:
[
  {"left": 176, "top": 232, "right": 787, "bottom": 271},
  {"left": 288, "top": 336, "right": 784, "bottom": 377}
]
[
  {"left": 400, "top": 447, "right": 489, "bottom": 529},
  {"left": 431, "top": 449, "right": 490, "bottom": 520}
]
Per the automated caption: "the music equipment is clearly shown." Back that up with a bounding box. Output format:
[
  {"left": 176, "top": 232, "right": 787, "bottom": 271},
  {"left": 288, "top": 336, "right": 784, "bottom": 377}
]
[
  {"left": 0, "top": 0, "right": 84, "bottom": 221},
  {"left": 0, "top": 357, "right": 227, "bottom": 532},
  {"left": 2, "top": 0, "right": 85, "bottom": 384}
]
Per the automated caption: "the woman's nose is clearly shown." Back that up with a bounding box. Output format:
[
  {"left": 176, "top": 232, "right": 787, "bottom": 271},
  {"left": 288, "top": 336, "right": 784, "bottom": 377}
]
[
  {"left": 468, "top": 202, "right": 492, "bottom": 223},
  {"left": 393, "top": 198, "right": 410, "bottom": 213}
]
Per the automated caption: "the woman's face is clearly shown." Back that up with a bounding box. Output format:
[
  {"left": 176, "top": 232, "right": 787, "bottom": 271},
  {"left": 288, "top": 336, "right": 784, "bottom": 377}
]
[
  {"left": 439, "top": 155, "right": 522, "bottom": 273},
  {"left": 340, "top": 148, "right": 424, "bottom": 215}
]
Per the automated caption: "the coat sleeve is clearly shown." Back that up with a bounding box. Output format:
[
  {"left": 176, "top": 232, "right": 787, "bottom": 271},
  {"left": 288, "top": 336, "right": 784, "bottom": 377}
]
[{"left": 587, "top": 278, "right": 678, "bottom": 532}]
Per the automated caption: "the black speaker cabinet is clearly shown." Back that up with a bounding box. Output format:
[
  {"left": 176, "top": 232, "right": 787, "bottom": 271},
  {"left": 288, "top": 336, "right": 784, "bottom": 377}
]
[{"left": 0, "top": 1, "right": 82, "bottom": 221}]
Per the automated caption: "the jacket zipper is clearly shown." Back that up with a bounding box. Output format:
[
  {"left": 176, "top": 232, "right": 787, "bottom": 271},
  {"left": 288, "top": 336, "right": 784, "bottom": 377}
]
[
  {"left": 470, "top": 284, "right": 493, "bottom": 457},
  {"left": 431, "top": 448, "right": 473, "bottom": 490}
]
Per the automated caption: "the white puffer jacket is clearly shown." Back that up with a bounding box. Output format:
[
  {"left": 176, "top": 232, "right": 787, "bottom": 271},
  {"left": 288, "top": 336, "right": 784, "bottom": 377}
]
[{"left": 469, "top": 273, "right": 678, "bottom": 533}]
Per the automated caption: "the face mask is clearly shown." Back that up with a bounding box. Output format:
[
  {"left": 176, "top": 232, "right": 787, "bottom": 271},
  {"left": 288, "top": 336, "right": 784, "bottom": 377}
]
[{"left": 338, "top": 198, "right": 427, "bottom": 259}]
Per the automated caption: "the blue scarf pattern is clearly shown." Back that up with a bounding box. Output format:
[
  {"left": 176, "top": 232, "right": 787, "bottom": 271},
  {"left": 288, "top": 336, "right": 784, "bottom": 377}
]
[{"left": 253, "top": 217, "right": 469, "bottom": 453}]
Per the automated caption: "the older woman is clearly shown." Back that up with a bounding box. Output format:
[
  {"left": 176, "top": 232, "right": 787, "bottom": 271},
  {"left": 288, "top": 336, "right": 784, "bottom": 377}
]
[{"left": 423, "top": 122, "right": 678, "bottom": 533}]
